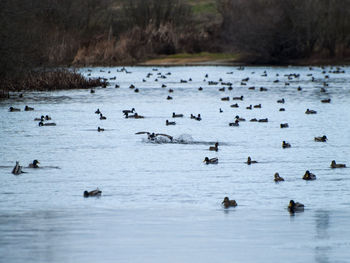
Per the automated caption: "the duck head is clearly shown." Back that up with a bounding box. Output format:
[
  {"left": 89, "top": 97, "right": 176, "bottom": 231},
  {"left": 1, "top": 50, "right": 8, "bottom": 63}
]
[
  {"left": 84, "top": 191, "right": 89, "bottom": 197},
  {"left": 322, "top": 135, "right": 327, "bottom": 140},
  {"left": 33, "top": 160, "right": 40, "bottom": 165},
  {"left": 203, "top": 157, "right": 209, "bottom": 163}
]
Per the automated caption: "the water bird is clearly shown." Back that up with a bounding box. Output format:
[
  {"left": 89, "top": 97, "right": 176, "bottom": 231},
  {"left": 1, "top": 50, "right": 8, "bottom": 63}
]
[
  {"left": 162, "top": 84, "right": 167, "bottom": 88},
  {"left": 230, "top": 103, "right": 239, "bottom": 108},
  {"left": 166, "top": 120, "right": 176, "bottom": 126},
  {"left": 235, "top": 115, "right": 245, "bottom": 121},
  {"left": 125, "top": 113, "right": 144, "bottom": 119},
  {"left": 39, "top": 121, "right": 56, "bottom": 126},
  {"left": 115, "top": 84, "right": 120, "bottom": 88},
  {"left": 100, "top": 113, "right": 107, "bottom": 120},
  {"left": 321, "top": 98, "right": 331, "bottom": 103},
  {"left": 303, "top": 170, "right": 316, "bottom": 180},
  {"left": 330, "top": 160, "right": 346, "bottom": 168},
  {"left": 209, "top": 142, "right": 219, "bottom": 152},
  {"left": 90, "top": 89, "right": 95, "bottom": 93},
  {"left": 34, "top": 116, "right": 44, "bottom": 121},
  {"left": 45, "top": 115, "right": 51, "bottom": 120},
  {"left": 246, "top": 105, "right": 252, "bottom": 110},
  {"left": 250, "top": 118, "right": 258, "bottom": 122},
  {"left": 195, "top": 114, "right": 201, "bottom": 121},
  {"left": 280, "top": 123, "right": 289, "bottom": 128},
  {"left": 305, "top": 109, "right": 317, "bottom": 114},
  {"left": 97, "top": 127, "right": 104, "bottom": 132},
  {"left": 254, "top": 104, "right": 261, "bottom": 108},
  {"left": 288, "top": 200, "right": 304, "bottom": 213},
  {"left": 172, "top": 112, "right": 183, "bottom": 118},
  {"left": 84, "top": 188, "right": 102, "bottom": 197},
  {"left": 203, "top": 157, "right": 218, "bottom": 164},
  {"left": 168, "top": 89, "right": 174, "bottom": 93},
  {"left": 258, "top": 118, "right": 268, "bottom": 122},
  {"left": 167, "top": 96, "right": 173, "bottom": 100},
  {"left": 129, "top": 84, "right": 135, "bottom": 89},
  {"left": 282, "top": 141, "right": 291, "bottom": 148},
  {"left": 28, "top": 160, "right": 40, "bottom": 168},
  {"left": 314, "top": 135, "right": 327, "bottom": 142},
  {"left": 219, "top": 87, "right": 225, "bottom": 92},
  {"left": 277, "top": 98, "right": 285, "bottom": 104},
  {"left": 24, "top": 106, "right": 34, "bottom": 111},
  {"left": 9, "top": 107, "right": 20, "bottom": 112},
  {"left": 260, "top": 87, "right": 268, "bottom": 91},
  {"left": 122, "top": 108, "right": 135, "bottom": 115},
  {"left": 229, "top": 119, "right": 239, "bottom": 126},
  {"left": 274, "top": 173, "right": 284, "bottom": 182},
  {"left": 249, "top": 86, "right": 255, "bottom": 90},
  {"left": 279, "top": 108, "right": 285, "bottom": 111},
  {"left": 134, "top": 88, "right": 139, "bottom": 93},
  {"left": 12, "top": 161, "right": 24, "bottom": 175},
  {"left": 219, "top": 108, "right": 223, "bottom": 113},
  {"left": 198, "top": 87, "right": 203, "bottom": 91},
  {"left": 246, "top": 156, "right": 257, "bottom": 165},
  {"left": 222, "top": 197, "right": 237, "bottom": 208},
  {"left": 232, "top": 95, "right": 244, "bottom": 100},
  {"left": 221, "top": 97, "right": 229, "bottom": 101}
]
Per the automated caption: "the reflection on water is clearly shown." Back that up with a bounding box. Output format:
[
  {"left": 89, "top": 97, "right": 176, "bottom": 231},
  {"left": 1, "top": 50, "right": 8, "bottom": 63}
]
[{"left": 1, "top": 66, "right": 350, "bottom": 262}]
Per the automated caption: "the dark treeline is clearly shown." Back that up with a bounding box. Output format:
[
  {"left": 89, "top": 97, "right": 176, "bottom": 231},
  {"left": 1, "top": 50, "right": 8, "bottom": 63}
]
[{"left": 1, "top": 0, "right": 350, "bottom": 92}]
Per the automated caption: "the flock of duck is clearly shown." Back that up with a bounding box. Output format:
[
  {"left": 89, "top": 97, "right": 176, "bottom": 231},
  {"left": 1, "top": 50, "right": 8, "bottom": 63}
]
[{"left": 7, "top": 65, "right": 348, "bottom": 213}]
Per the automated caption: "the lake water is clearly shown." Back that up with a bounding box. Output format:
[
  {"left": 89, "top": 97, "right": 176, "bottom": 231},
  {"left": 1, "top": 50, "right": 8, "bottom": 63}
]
[{"left": 0, "top": 66, "right": 350, "bottom": 262}]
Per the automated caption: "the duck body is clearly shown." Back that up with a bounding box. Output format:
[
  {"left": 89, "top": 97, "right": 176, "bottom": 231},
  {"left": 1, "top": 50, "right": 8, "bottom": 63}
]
[
  {"left": 330, "top": 160, "right": 346, "bottom": 168},
  {"left": 305, "top": 109, "right": 317, "bottom": 114},
  {"left": 28, "top": 160, "right": 40, "bottom": 168},
  {"left": 122, "top": 108, "right": 135, "bottom": 115},
  {"left": 166, "top": 120, "right": 176, "bottom": 126},
  {"left": 277, "top": 98, "right": 285, "bottom": 104},
  {"left": 303, "top": 170, "right": 316, "bottom": 180},
  {"left": 288, "top": 200, "right": 304, "bottom": 213},
  {"left": 254, "top": 104, "right": 261, "bottom": 108},
  {"left": 321, "top": 98, "right": 331, "bottom": 103},
  {"left": 39, "top": 121, "right": 56, "bottom": 126},
  {"left": 24, "top": 106, "right": 34, "bottom": 111},
  {"left": 230, "top": 103, "right": 239, "bottom": 108},
  {"left": 280, "top": 123, "right": 289, "bottom": 128},
  {"left": 258, "top": 118, "right": 268, "bottom": 122},
  {"left": 209, "top": 143, "right": 219, "bottom": 152},
  {"left": 9, "top": 107, "right": 20, "bottom": 112},
  {"left": 246, "top": 156, "right": 257, "bottom": 165},
  {"left": 222, "top": 197, "right": 237, "bottom": 208},
  {"left": 229, "top": 119, "right": 239, "bottom": 126},
  {"left": 97, "top": 127, "right": 104, "bottom": 132},
  {"left": 99, "top": 113, "right": 107, "bottom": 120},
  {"left": 12, "top": 161, "right": 23, "bottom": 175},
  {"left": 282, "top": 141, "right": 291, "bottom": 148},
  {"left": 274, "top": 173, "right": 284, "bottom": 182},
  {"left": 172, "top": 112, "right": 183, "bottom": 118},
  {"left": 84, "top": 188, "right": 102, "bottom": 197},
  {"left": 314, "top": 135, "right": 327, "bottom": 142},
  {"left": 203, "top": 157, "right": 218, "bottom": 164},
  {"left": 232, "top": 95, "right": 244, "bottom": 100}
]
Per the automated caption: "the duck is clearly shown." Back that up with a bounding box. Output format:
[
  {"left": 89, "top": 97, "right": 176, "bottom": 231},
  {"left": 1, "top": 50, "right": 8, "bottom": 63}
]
[
  {"left": 246, "top": 156, "right": 257, "bottom": 165},
  {"left": 100, "top": 113, "right": 107, "bottom": 120},
  {"left": 195, "top": 114, "right": 202, "bottom": 121},
  {"left": 288, "top": 200, "right": 304, "bottom": 213},
  {"left": 219, "top": 108, "right": 223, "bottom": 113},
  {"left": 12, "top": 161, "right": 24, "bottom": 175},
  {"left": 229, "top": 119, "right": 239, "bottom": 127},
  {"left": 246, "top": 105, "right": 252, "bottom": 110},
  {"left": 279, "top": 108, "right": 285, "bottom": 111},
  {"left": 168, "top": 89, "right": 174, "bottom": 93},
  {"left": 260, "top": 87, "right": 268, "bottom": 91},
  {"left": 203, "top": 157, "right": 218, "bottom": 164},
  {"left": 230, "top": 103, "right": 239, "bottom": 108},
  {"left": 83, "top": 188, "right": 102, "bottom": 197},
  {"left": 209, "top": 142, "right": 219, "bottom": 152},
  {"left": 222, "top": 197, "right": 237, "bottom": 208},
  {"left": 258, "top": 118, "right": 268, "bottom": 122},
  {"left": 28, "top": 160, "right": 40, "bottom": 168},
  {"left": 282, "top": 141, "right": 291, "bottom": 148},
  {"left": 166, "top": 120, "right": 176, "bottom": 126},
  {"left": 167, "top": 96, "right": 173, "bottom": 100},
  {"left": 161, "top": 84, "right": 167, "bottom": 88},
  {"left": 321, "top": 98, "right": 331, "bottom": 103},
  {"left": 314, "top": 135, "right": 327, "bottom": 142},
  {"left": 9, "top": 107, "right": 20, "bottom": 112},
  {"left": 254, "top": 104, "right": 261, "bottom": 108},
  {"left": 90, "top": 89, "right": 95, "bottom": 93},
  {"left": 134, "top": 88, "right": 139, "bottom": 93},
  {"left": 250, "top": 118, "right": 258, "bottom": 122},
  {"left": 221, "top": 97, "right": 230, "bottom": 101},
  {"left": 277, "top": 98, "right": 285, "bottom": 104},
  {"left": 24, "top": 105, "right": 34, "bottom": 111},
  {"left": 280, "top": 123, "right": 289, "bottom": 128},
  {"left": 122, "top": 108, "right": 135, "bottom": 115},
  {"left": 330, "top": 160, "right": 346, "bottom": 168},
  {"left": 249, "top": 86, "right": 256, "bottom": 90},
  {"left": 45, "top": 115, "right": 51, "bottom": 120},
  {"left": 305, "top": 109, "right": 317, "bottom": 114},
  {"left": 129, "top": 84, "right": 135, "bottom": 89},
  {"left": 39, "top": 121, "right": 56, "bottom": 126},
  {"left": 97, "top": 127, "right": 104, "bottom": 132},
  {"left": 172, "top": 112, "right": 183, "bottom": 118},
  {"left": 95, "top": 108, "right": 101, "bottom": 114},
  {"left": 219, "top": 87, "right": 225, "bottom": 92},
  {"left": 198, "top": 87, "right": 203, "bottom": 91},
  {"left": 34, "top": 116, "right": 45, "bottom": 121},
  {"left": 303, "top": 170, "right": 316, "bottom": 180},
  {"left": 274, "top": 173, "right": 284, "bottom": 182},
  {"left": 235, "top": 115, "right": 245, "bottom": 121},
  {"left": 232, "top": 95, "right": 244, "bottom": 100}
]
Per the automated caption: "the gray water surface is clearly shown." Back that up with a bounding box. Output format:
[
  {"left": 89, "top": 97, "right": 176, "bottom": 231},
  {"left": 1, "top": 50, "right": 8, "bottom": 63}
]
[{"left": 1, "top": 66, "right": 350, "bottom": 262}]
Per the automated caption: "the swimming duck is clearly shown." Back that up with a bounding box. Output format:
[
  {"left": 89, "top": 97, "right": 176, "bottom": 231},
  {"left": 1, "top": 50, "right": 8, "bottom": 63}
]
[
  {"left": 45, "top": 115, "right": 51, "bottom": 120},
  {"left": 167, "top": 96, "right": 173, "bottom": 100},
  {"left": 303, "top": 170, "right": 316, "bottom": 180},
  {"left": 235, "top": 115, "right": 245, "bottom": 121},
  {"left": 260, "top": 87, "right": 268, "bottom": 91},
  {"left": 280, "top": 123, "right": 288, "bottom": 128},
  {"left": 222, "top": 197, "right": 237, "bottom": 208},
  {"left": 232, "top": 95, "right": 244, "bottom": 100},
  {"left": 168, "top": 89, "right": 174, "bottom": 93},
  {"left": 219, "top": 108, "right": 223, "bottom": 113},
  {"left": 203, "top": 157, "right": 218, "bottom": 164},
  {"left": 129, "top": 84, "right": 135, "bottom": 89},
  {"left": 172, "top": 112, "right": 183, "bottom": 118},
  {"left": 28, "top": 160, "right": 40, "bottom": 168},
  {"left": 230, "top": 103, "right": 239, "bottom": 108},
  {"left": 219, "top": 87, "right": 225, "bottom": 92},
  {"left": 161, "top": 84, "right": 167, "bottom": 88},
  {"left": 129, "top": 113, "right": 144, "bottom": 119},
  {"left": 288, "top": 200, "right": 304, "bottom": 213},
  {"left": 24, "top": 106, "right": 34, "bottom": 111},
  {"left": 9, "top": 107, "right": 20, "bottom": 112},
  {"left": 297, "top": 86, "right": 302, "bottom": 91},
  {"left": 305, "top": 109, "right": 317, "bottom": 114},
  {"left": 83, "top": 188, "right": 102, "bottom": 197},
  {"left": 330, "top": 160, "right": 346, "bottom": 168},
  {"left": 221, "top": 97, "right": 230, "bottom": 101},
  {"left": 279, "top": 108, "right": 285, "bottom": 111},
  {"left": 282, "top": 141, "right": 291, "bottom": 148},
  {"left": 229, "top": 119, "right": 239, "bottom": 126},
  {"left": 134, "top": 88, "right": 139, "bottom": 93},
  {"left": 115, "top": 84, "right": 120, "bottom": 88},
  {"left": 39, "top": 121, "right": 56, "bottom": 126},
  {"left": 34, "top": 116, "right": 45, "bottom": 121},
  {"left": 250, "top": 118, "right": 258, "bottom": 122},
  {"left": 95, "top": 108, "right": 101, "bottom": 114},
  {"left": 90, "top": 89, "right": 95, "bottom": 93},
  {"left": 246, "top": 105, "right": 252, "bottom": 110},
  {"left": 249, "top": 86, "right": 256, "bottom": 90},
  {"left": 258, "top": 118, "right": 268, "bottom": 122},
  {"left": 100, "top": 113, "right": 107, "bottom": 120},
  {"left": 274, "top": 173, "right": 284, "bottom": 182},
  {"left": 12, "top": 161, "right": 24, "bottom": 175},
  {"left": 198, "top": 87, "right": 203, "bottom": 91},
  {"left": 195, "top": 114, "right": 202, "bottom": 121},
  {"left": 321, "top": 98, "right": 331, "bottom": 103},
  {"left": 166, "top": 120, "right": 176, "bottom": 126},
  {"left": 254, "top": 104, "right": 261, "bottom": 108},
  {"left": 277, "top": 98, "right": 285, "bottom": 104},
  {"left": 314, "top": 135, "right": 327, "bottom": 142},
  {"left": 122, "top": 108, "right": 135, "bottom": 115},
  {"left": 246, "top": 156, "right": 257, "bottom": 165},
  {"left": 209, "top": 142, "right": 219, "bottom": 152},
  {"left": 97, "top": 127, "right": 104, "bottom": 132}
]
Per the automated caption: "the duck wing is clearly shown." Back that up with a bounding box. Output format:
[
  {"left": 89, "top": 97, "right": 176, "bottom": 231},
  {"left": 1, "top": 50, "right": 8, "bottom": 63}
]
[
  {"left": 135, "top": 131, "right": 150, "bottom": 135},
  {"left": 155, "top": 133, "right": 173, "bottom": 140}
]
